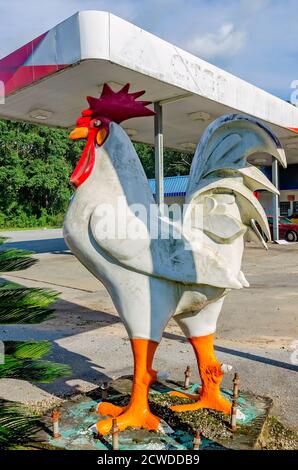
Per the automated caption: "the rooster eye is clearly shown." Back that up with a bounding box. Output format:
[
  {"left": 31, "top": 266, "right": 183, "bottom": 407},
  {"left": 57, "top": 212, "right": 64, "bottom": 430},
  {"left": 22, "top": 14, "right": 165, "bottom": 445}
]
[{"left": 94, "top": 120, "right": 102, "bottom": 127}]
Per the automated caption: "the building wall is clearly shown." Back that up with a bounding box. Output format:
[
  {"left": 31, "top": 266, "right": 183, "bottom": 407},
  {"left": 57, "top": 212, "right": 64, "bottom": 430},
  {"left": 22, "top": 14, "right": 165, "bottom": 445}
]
[
  {"left": 261, "top": 164, "right": 298, "bottom": 216},
  {"left": 259, "top": 190, "right": 298, "bottom": 216}
]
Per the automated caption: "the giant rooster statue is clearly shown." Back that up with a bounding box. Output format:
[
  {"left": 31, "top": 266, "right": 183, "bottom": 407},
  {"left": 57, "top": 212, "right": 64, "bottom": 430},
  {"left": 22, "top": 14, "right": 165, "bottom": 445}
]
[{"left": 64, "top": 83, "right": 286, "bottom": 435}]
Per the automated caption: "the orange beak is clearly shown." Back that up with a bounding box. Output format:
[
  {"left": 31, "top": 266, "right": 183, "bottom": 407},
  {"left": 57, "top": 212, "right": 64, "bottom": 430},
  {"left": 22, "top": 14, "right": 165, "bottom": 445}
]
[{"left": 69, "top": 127, "right": 89, "bottom": 140}]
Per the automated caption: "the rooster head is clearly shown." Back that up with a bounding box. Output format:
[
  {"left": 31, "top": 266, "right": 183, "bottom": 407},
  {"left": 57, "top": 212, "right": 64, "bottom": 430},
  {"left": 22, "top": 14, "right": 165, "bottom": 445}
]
[{"left": 69, "top": 83, "right": 155, "bottom": 187}]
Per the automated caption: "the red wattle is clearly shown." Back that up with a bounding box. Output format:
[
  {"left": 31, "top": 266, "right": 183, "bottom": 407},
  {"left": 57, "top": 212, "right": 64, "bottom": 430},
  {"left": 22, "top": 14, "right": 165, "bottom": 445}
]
[{"left": 70, "top": 137, "right": 95, "bottom": 188}]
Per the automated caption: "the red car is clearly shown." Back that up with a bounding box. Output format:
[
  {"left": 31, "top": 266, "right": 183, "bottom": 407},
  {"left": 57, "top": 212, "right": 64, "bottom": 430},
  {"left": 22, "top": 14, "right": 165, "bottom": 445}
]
[{"left": 267, "top": 216, "right": 298, "bottom": 242}]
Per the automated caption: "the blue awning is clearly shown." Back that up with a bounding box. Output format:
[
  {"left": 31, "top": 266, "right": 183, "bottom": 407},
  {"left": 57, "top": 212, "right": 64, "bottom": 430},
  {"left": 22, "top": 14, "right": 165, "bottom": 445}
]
[{"left": 148, "top": 175, "right": 188, "bottom": 197}]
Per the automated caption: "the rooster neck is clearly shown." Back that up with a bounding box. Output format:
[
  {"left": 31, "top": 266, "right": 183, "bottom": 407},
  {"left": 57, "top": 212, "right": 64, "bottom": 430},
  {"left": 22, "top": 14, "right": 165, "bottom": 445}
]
[{"left": 67, "top": 122, "right": 155, "bottom": 223}]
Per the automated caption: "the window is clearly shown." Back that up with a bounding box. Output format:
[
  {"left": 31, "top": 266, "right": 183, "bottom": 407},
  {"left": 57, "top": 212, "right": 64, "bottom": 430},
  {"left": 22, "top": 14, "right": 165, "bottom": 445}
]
[{"left": 280, "top": 201, "right": 290, "bottom": 216}]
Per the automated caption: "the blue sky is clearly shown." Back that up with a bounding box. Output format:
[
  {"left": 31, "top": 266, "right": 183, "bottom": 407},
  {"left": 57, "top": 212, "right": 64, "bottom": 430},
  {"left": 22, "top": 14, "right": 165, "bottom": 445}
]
[{"left": 0, "top": 0, "right": 297, "bottom": 100}]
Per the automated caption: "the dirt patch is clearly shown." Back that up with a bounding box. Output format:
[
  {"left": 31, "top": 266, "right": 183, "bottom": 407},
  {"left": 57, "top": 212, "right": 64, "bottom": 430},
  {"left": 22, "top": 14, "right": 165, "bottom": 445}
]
[{"left": 258, "top": 416, "right": 298, "bottom": 450}]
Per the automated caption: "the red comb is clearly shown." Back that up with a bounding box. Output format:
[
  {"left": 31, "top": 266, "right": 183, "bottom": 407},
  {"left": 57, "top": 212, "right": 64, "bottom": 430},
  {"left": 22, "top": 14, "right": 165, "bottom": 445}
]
[{"left": 86, "top": 83, "right": 155, "bottom": 123}]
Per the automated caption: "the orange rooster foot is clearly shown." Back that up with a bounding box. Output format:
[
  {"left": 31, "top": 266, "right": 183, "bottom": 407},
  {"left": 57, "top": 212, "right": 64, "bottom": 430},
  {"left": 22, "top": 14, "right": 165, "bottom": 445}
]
[
  {"left": 97, "top": 401, "right": 127, "bottom": 418},
  {"left": 168, "top": 390, "right": 199, "bottom": 401},
  {"left": 170, "top": 393, "right": 231, "bottom": 414},
  {"left": 170, "top": 335, "right": 232, "bottom": 415},
  {"left": 94, "top": 407, "right": 160, "bottom": 435},
  {"left": 91, "top": 339, "right": 162, "bottom": 436}
]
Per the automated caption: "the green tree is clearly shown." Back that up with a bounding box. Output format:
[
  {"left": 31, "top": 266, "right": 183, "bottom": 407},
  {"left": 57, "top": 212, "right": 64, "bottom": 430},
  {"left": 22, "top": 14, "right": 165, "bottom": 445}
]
[
  {"left": 0, "top": 119, "right": 83, "bottom": 228},
  {"left": 0, "top": 119, "right": 193, "bottom": 229},
  {"left": 135, "top": 142, "right": 193, "bottom": 178}
]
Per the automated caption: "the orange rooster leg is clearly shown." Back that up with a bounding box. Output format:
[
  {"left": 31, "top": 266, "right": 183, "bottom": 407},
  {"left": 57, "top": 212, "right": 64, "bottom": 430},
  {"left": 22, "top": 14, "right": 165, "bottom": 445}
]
[
  {"left": 170, "top": 334, "right": 231, "bottom": 414},
  {"left": 95, "top": 339, "right": 160, "bottom": 435}
]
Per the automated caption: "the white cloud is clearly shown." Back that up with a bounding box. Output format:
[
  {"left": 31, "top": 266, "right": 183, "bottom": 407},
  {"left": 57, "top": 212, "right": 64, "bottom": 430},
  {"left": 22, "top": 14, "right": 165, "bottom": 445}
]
[{"left": 186, "top": 22, "right": 246, "bottom": 61}]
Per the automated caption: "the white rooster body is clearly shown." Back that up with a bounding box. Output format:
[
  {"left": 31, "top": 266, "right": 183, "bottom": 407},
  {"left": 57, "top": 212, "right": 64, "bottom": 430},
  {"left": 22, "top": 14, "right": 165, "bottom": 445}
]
[
  {"left": 64, "top": 85, "right": 286, "bottom": 435},
  {"left": 64, "top": 123, "right": 243, "bottom": 341}
]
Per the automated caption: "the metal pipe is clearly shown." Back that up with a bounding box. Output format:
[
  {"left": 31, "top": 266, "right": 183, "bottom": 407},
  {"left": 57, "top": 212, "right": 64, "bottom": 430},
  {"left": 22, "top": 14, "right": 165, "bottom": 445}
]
[
  {"left": 193, "top": 430, "right": 201, "bottom": 450},
  {"left": 272, "top": 159, "right": 280, "bottom": 241},
  {"left": 112, "top": 418, "right": 119, "bottom": 450},
  {"left": 183, "top": 365, "right": 191, "bottom": 390},
  {"left": 230, "top": 373, "right": 240, "bottom": 432},
  {"left": 51, "top": 408, "right": 61, "bottom": 439},
  {"left": 101, "top": 382, "right": 109, "bottom": 400},
  {"left": 154, "top": 102, "right": 164, "bottom": 211}
]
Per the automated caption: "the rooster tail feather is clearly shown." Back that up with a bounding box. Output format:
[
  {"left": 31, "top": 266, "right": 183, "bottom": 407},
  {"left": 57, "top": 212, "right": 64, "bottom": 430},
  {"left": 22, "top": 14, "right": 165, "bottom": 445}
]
[{"left": 185, "top": 114, "right": 287, "bottom": 247}]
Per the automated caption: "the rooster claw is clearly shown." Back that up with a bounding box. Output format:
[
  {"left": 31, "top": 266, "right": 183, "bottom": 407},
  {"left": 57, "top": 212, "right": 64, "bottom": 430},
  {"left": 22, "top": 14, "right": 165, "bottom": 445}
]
[
  {"left": 93, "top": 407, "right": 161, "bottom": 435},
  {"left": 170, "top": 395, "right": 231, "bottom": 415},
  {"left": 96, "top": 401, "right": 126, "bottom": 417}
]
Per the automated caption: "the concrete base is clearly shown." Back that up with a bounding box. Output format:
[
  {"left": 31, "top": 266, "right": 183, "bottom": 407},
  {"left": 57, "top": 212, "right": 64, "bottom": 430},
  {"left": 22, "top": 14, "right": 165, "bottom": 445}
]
[{"left": 42, "top": 377, "right": 272, "bottom": 450}]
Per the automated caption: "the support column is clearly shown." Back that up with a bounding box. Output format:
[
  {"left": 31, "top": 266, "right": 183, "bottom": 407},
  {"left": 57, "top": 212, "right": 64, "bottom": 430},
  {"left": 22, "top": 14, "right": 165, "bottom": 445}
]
[
  {"left": 154, "top": 102, "right": 164, "bottom": 211},
  {"left": 272, "top": 159, "right": 279, "bottom": 241}
]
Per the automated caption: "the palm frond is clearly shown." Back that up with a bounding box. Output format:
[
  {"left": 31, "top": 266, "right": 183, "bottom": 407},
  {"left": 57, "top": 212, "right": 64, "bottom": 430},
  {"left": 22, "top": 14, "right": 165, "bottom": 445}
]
[
  {"left": 0, "top": 248, "right": 37, "bottom": 271},
  {"left": 0, "top": 306, "right": 55, "bottom": 324},
  {"left": 0, "top": 283, "right": 58, "bottom": 324},
  {"left": 0, "top": 400, "right": 39, "bottom": 450},
  {"left": 20, "top": 360, "right": 71, "bottom": 383},
  {"left": 0, "top": 284, "right": 58, "bottom": 307},
  {"left": 0, "top": 238, "right": 71, "bottom": 448},
  {"left": 5, "top": 341, "right": 52, "bottom": 359},
  {"left": 0, "top": 355, "right": 71, "bottom": 382}
]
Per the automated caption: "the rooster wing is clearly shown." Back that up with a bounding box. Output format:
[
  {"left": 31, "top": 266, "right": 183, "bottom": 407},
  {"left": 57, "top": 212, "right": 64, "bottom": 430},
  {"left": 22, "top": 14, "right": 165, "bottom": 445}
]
[{"left": 90, "top": 115, "right": 286, "bottom": 289}]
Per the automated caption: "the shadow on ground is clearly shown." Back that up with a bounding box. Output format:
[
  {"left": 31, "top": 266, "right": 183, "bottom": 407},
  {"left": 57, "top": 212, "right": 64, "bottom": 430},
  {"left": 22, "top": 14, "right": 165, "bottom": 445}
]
[{"left": 0, "top": 238, "right": 68, "bottom": 254}]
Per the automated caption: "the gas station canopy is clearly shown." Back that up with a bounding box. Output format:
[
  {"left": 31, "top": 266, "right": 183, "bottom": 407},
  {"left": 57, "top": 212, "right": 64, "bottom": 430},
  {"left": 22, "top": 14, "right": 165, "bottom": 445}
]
[{"left": 0, "top": 10, "right": 298, "bottom": 165}]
